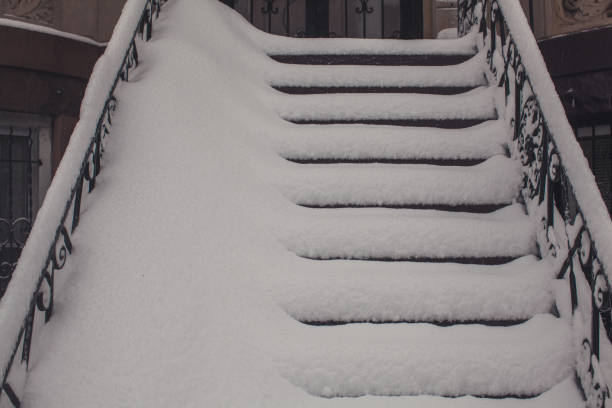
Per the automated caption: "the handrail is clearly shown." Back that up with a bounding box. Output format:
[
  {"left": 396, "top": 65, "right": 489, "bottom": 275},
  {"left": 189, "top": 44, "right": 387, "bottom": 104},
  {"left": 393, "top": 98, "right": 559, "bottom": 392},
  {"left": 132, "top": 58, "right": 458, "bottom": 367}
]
[
  {"left": 0, "top": 0, "right": 165, "bottom": 405},
  {"left": 459, "top": 1, "right": 612, "bottom": 407}
]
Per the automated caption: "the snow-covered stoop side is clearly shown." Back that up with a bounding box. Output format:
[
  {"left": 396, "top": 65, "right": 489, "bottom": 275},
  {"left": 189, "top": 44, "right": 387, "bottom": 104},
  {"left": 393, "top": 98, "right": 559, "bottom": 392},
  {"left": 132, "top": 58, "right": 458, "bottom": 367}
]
[{"left": 1, "top": 0, "right": 611, "bottom": 407}]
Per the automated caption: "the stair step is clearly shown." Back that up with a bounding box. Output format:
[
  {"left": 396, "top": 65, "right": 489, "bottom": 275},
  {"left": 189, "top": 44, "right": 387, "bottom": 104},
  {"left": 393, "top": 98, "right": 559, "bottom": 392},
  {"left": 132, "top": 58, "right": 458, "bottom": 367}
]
[
  {"left": 274, "top": 85, "right": 477, "bottom": 95},
  {"left": 277, "top": 205, "right": 536, "bottom": 262},
  {"left": 270, "top": 54, "right": 474, "bottom": 66},
  {"left": 289, "top": 118, "right": 490, "bottom": 128},
  {"left": 302, "top": 318, "right": 528, "bottom": 327},
  {"left": 275, "top": 255, "right": 554, "bottom": 324},
  {"left": 287, "top": 157, "right": 487, "bottom": 166},
  {"left": 268, "top": 53, "right": 486, "bottom": 93},
  {"left": 274, "top": 121, "right": 506, "bottom": 164},
  {"left": 281, "top": 314, "right": 573, "bottom": 398},
  {"left": 298, "top": 203, "right": 508, "bottom": 213},
  {"left": 276, "top": 155, "right": 520, "bottom": 208},
  {"left": 260, "top": 34, "right": 478, "bottom": 65},
  {"left": 273, "top": 87, "right": 497, "bottom": 128},
  {"left": 298, "top": 256, "right": 518, "bottom": 265}
]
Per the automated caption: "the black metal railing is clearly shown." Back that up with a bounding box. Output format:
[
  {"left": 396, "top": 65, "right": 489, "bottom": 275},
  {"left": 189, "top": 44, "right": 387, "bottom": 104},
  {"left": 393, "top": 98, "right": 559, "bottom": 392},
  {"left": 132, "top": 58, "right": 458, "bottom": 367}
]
[
  {"left": 222, "top": 0, "right": 423, "bottom": 39},
  {"left": 0, "top": 1, "right": 165, "bottom": 406},
  {"left": 459, "top": 1, "right": 612, "bottom": 407}
]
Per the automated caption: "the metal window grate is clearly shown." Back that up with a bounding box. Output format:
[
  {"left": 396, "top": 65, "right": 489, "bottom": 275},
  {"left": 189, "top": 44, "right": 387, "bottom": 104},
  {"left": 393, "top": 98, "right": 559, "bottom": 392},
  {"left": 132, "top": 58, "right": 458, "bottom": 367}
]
[{"left": 0, "top": 126, "right": 40, "bottom": 298}]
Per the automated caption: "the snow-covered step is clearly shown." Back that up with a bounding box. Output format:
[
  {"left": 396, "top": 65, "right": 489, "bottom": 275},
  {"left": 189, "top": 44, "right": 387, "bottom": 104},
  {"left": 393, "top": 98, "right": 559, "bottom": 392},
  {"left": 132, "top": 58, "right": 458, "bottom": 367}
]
[
  {"left": 277, "top": 205, "right": 536, "bottom": 262},
  {"left": 274, "top": 121, "right": 507, "bottom": 164},
  {"left": 273, "top": 87, "right": 497, "bottom": 128},
  {"left": 276, "top": 255, "right": 555, "bottom": 324},
  {"left": 276, "top": 155, "right": 520, "bottom": 209},
  {"left": 269, "top": 52, "right": 486, "bottom": 94},
  {"left": 281, "top": 314, "right": 573, "bottom": 398},
  {"left": 261, "top": 32, "right": 477, "bottom": 60}
]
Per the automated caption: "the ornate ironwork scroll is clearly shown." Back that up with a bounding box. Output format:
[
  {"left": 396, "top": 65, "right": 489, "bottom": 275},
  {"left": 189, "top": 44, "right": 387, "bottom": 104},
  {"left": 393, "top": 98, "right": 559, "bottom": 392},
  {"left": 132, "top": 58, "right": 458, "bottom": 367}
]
[
  {"left": 0, "top": 1, "right": 165, "bottom": 406},
  {"left": 355, "top": 0, "right": 373, "bottom": 37},
  {"left": 459, "top": 1, "right": 612, "bottom": 407},
  {"left": 260, "top": 0, "right": 279, "bottom": 33},
  {"left": 0, "top": 0, "right": 56, "bottom": 25},
  {"left": 557, "top": 0, "right": 612, "bottom": 24}
]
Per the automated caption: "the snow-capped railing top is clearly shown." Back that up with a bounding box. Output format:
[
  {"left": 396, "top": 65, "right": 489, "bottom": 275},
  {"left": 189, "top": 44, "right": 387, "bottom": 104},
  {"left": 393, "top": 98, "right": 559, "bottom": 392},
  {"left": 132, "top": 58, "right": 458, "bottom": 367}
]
[
  {"left": 459, "top": 1, "right": 612, "bottom": 406},
  {"left": 0, "top": 1, "right": 164, "bottom": 405},
  {"left": 460, "top": 0, "right": 612, "bottom": 270}
]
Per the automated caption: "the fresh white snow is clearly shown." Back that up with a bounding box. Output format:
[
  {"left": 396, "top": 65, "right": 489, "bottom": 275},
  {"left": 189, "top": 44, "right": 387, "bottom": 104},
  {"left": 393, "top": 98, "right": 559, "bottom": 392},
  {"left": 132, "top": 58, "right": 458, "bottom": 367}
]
[
  {"left": 266, "top": 49, "right": 487, "bottom": 88},
  {"left": 281, "top": 314, "right": 573, "bottom": 398},
  {"left": 276, "top": 205, "right": 537, "bottom": 260},
  {"left": 270, "top": 86, "right": 497, "bottom": 122},
  {"left": 1, "top": 0, "right": 588, "bottom": 406},
  {"left": 273, "top": 155, "right": 521, "bottom": 206},
  {"left": 272, "top": 120, "right": 508, "bottom": 161},
  {"left": 275, "top": 255, "right": 556, "bottom": 323},
  {"left": 251, "top": 24, "right": 478, "bottom": 56}
]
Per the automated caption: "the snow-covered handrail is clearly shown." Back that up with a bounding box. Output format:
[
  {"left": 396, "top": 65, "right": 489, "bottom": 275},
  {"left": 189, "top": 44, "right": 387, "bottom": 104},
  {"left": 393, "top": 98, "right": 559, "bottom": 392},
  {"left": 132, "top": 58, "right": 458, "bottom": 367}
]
[
  {"left": 0, "top": 1, "right": 165, "bottom": 405},
  {"left": 459, "top": 1, "right": 612, "bottom": 406}
]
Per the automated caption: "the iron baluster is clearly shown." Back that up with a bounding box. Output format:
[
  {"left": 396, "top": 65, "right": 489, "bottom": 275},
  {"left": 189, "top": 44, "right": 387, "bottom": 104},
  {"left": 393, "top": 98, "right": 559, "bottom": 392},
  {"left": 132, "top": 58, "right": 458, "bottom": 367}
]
[
  {"left": 286, "top": 0, "right": 289, "bottom": 35},
  {"left": 355, "top": 0, "right": 373, "bottom": 38},
  {"left": 261, "top": 0, "right": 278, "bottom": 33},
  {"left": 8, "top": 127, "right": 13, "bottom": 260},
  {"left": 26, "top": 129, "right": 33, "bottom": 250},
  {"left": 344, "top": 0, "right": 348, "bottom": 37},
  {"left": 2, "top": 382, "right": 20, "bottom": 407},
  {"left": 380, "top": 0, "right": 384, "bottom": 38}
]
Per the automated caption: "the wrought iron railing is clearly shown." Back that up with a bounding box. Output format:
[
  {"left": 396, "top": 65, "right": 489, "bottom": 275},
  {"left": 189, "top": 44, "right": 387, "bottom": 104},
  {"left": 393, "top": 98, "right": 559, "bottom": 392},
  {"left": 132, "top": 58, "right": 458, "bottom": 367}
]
[
  {"left": 222, "top": 0, "right": 424, "bottom": 39},
  {"left": 459, "top": 1, "right": 612, "bottom": 407},
  {"left": 0, "top": 0, "right": 165, "bottom": 406}
]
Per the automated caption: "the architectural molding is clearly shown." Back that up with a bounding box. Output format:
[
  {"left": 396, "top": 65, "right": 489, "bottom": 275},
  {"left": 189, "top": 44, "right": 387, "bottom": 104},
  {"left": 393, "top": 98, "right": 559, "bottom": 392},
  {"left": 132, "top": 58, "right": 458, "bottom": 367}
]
[
  {"left": 0, "top": 0, "right": 57, "bottom": 26},
  {"left": 554, "top": 0, "right": 612, "bottom": 25}
]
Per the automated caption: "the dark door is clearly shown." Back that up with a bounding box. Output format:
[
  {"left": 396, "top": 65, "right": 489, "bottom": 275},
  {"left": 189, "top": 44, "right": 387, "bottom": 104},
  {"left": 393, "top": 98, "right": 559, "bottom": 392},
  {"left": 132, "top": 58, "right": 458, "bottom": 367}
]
[
  {"left": 303, "top": 0, "right": 424, "bottom": 39},
  {"left": 399, "top": 0, "right": 423, "bottom": 39},
  {"left": 306, "top": 0, "right": 330, "bottom": 37}
]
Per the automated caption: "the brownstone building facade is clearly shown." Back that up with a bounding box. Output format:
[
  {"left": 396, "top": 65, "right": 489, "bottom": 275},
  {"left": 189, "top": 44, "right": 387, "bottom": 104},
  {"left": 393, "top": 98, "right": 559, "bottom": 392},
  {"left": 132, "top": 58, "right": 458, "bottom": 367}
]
[{"left": 1, "top": 0, "right": 125, "bottom": 274}]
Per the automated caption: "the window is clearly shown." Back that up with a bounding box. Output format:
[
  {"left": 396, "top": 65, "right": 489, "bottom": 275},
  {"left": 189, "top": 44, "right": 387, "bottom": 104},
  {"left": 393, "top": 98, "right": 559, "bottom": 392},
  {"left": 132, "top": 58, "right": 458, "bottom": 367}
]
[
  {"left": 574, "top": 121, "right": 612, "bottom": 215},
  {"left": 0, "top": 113, "right": 52, "bottom": 297}
]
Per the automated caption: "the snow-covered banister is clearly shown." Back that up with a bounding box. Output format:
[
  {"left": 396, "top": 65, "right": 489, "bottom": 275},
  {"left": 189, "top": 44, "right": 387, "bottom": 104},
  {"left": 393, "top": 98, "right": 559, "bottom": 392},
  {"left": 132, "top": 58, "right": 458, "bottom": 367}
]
[
  {"left": 0, "top": 1, "right": 165, "bottom": 405},
  {"left": 459, "top": 1, "right": 612, "bottom": 406}
]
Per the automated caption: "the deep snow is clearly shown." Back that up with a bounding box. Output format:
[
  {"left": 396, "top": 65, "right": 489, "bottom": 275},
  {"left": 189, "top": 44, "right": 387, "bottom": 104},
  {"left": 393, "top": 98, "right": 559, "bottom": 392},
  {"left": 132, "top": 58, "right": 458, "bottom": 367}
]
[{"left": 9, "top": 0, "right": 587, "bottom": 406}]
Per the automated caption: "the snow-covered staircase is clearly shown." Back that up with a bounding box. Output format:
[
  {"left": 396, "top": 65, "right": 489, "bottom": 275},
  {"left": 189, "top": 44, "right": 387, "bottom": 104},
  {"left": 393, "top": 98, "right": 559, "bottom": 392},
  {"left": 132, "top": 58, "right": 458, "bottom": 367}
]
[
  {"left": 3, "top": 1, "right": 612, "bottom": 406},
  {"left": 266, "top": 46, "right": 573, "bottom": 400}
]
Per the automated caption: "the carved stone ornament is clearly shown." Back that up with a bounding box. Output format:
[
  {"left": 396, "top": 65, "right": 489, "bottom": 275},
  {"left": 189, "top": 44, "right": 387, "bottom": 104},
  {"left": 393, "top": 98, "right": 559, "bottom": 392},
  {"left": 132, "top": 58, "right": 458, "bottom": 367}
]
[
  {"left": 555, "top": 0, "right": 612, "bottom": 24},
  {"left": 0, "top": 0, "right": 56, "bottom": 25}
]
